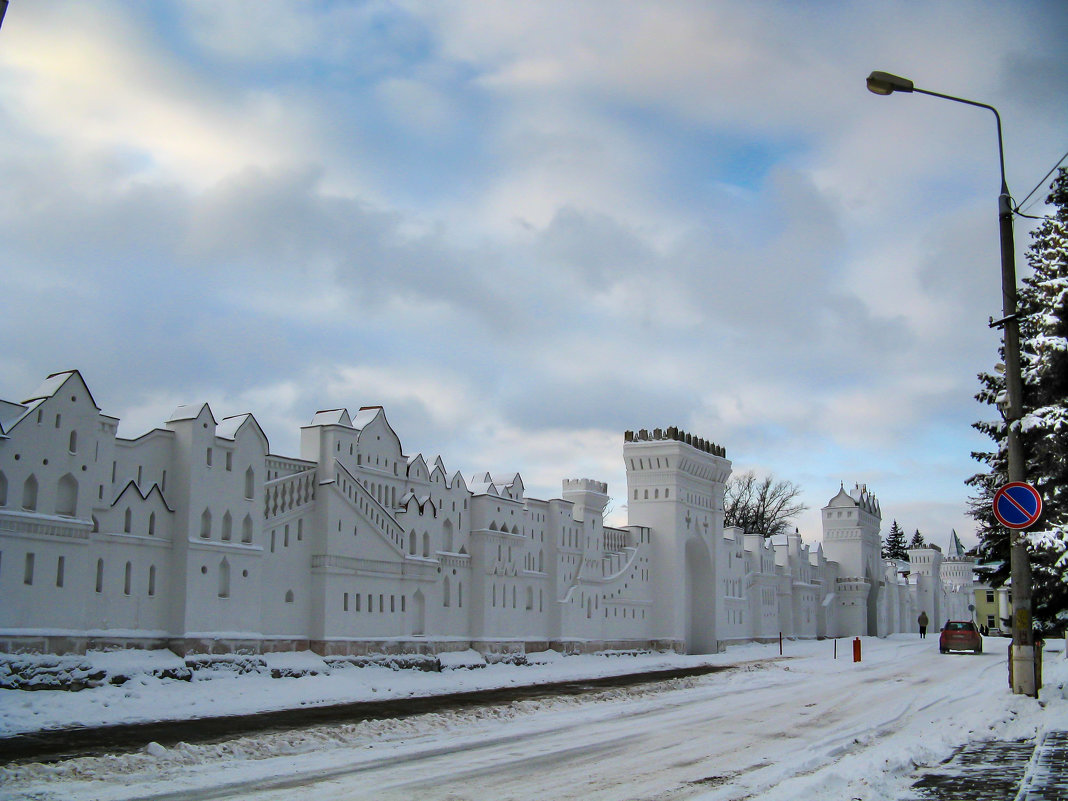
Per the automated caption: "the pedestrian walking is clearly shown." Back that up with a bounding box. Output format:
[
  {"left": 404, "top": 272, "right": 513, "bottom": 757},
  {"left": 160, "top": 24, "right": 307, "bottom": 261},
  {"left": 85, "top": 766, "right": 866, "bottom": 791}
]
[{"left": 918, "top": 611, "right": 929, "bottom": 639}]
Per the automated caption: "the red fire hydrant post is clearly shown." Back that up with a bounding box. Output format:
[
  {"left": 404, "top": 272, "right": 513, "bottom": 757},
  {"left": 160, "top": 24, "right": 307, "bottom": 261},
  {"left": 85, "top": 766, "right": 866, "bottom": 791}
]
[{"left": 852, "top": 637, "right": 862, "bottom": 663}]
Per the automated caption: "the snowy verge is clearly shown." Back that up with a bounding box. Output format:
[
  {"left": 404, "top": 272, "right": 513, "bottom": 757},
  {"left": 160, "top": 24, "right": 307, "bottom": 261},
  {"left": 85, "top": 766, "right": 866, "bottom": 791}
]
[{"left": 0, "top": 643, "right": 725, "bottom": 736}]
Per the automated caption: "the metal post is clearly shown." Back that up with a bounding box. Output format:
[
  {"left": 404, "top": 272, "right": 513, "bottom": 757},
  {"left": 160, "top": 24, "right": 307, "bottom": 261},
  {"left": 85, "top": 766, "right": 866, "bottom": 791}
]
[
  {"left": 866, "top": 72, "right": 1035, "bottom": 696},
  {"left": 1000, "top": 182, "right": 1036, "bottom": 696}
]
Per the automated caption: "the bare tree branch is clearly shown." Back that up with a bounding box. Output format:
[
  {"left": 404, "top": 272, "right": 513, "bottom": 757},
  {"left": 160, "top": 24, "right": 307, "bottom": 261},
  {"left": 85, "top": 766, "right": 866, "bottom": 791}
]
[{"left": 723, "top": 470, "right": 807, "bottom": 538}]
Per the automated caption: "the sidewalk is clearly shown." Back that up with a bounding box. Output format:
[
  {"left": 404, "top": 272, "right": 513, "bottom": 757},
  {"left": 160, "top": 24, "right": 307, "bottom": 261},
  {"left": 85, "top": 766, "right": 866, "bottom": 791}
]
[{"left": 908, "top": 729, "right": 1068, "bottom": 800}]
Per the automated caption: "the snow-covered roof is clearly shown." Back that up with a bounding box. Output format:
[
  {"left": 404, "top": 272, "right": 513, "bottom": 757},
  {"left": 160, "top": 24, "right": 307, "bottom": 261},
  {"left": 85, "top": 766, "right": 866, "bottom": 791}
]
[
  {"left": 216, "top": 414, "right": 247, "bottom": 440},
  {"left": 307, "top": 409, "right": 352, "bottom": 428},
  {"left": 351, "top": 406, "right": 383, "bottom": 430},
  {"left": 23, "top": 370, "right": 100, "bottom": 409},
  {"left": 0, "top": 398, "right": 31, "bottom": 434},
  {"left": 167, "top": 402, "right": 216, "bottom": 424},
  {"left": 468, "top": 481, "right": 500, "bottom": 498}
]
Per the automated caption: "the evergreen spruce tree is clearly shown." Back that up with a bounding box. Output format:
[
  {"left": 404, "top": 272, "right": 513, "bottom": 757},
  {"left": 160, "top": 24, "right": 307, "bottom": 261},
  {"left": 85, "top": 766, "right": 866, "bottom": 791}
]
[
  {"left": 909, "top": 529, "right": 926, "bottom": 549},
  {"left": 882, "top": 520, "right": 909, "bottom": 560},
  {"left": 967, "top": 167, "right": 1068, "bottom": 633}
]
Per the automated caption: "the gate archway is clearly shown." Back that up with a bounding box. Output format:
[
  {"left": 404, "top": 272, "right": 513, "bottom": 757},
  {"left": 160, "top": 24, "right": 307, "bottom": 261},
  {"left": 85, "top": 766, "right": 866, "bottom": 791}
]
[{"left": 685, "top": 537, "right": 715, "bottom": 654}]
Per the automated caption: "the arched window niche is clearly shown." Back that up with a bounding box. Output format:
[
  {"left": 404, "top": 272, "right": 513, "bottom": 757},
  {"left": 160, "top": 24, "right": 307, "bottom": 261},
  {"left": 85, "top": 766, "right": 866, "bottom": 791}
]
[
  {"left": 56, "top": 473, "right": 78, "bottom": 517},
  {"left": 218, "top": 558, "right": 231, "bottom": 598},
  {"left": 22, "top": 474, "right": 38, "bottom": 511}
]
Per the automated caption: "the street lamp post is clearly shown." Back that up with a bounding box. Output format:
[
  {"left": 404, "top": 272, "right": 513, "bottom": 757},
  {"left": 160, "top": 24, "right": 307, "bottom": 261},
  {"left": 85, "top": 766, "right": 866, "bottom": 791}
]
[{"left": 866, "top": 71, "right": 1035, "bottom": 697}]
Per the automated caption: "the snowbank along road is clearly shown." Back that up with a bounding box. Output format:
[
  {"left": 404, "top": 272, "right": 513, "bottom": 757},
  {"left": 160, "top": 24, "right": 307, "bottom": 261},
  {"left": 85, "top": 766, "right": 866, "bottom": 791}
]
[{"left": 2, "top": 636, "right": 1066, "bottom": 801}]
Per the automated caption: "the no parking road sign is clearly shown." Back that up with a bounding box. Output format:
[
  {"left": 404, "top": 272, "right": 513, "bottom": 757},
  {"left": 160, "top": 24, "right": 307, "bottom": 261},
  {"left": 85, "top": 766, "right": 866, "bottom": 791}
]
[{"left": 992, "top": 482, "right": 1043, "bottom": 530}]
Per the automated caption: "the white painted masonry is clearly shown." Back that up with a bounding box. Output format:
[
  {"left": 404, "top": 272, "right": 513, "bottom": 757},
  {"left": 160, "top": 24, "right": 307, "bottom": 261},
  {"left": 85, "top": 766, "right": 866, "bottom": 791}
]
[{"left": 0, "top": 372, "right": 974, "bottom": 657}]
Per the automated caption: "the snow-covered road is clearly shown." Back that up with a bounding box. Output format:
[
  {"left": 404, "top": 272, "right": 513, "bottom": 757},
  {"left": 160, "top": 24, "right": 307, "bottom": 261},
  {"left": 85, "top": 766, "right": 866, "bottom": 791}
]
[{"left": 4, "top": 636, "right": 1066, "bottom": 801}]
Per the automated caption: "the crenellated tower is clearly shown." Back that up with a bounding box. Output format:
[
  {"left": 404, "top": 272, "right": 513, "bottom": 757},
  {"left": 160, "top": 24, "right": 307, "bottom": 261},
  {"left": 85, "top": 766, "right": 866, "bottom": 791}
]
[{"left": 623, "top": 427, "right": 730, "bottom": 654}]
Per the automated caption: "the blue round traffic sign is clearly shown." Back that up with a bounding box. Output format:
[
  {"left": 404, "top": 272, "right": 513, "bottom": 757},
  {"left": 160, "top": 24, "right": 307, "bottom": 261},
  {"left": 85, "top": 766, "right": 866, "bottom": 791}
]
[{"left": 992, "top": 482, "right": 1043, "bottom": 530}]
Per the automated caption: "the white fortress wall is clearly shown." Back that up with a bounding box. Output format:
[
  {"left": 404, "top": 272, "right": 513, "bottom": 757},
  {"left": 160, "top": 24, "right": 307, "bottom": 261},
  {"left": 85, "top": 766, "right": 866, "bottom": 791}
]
[{"left": 0, "top": 371, "right": 973, "bottom": 658}]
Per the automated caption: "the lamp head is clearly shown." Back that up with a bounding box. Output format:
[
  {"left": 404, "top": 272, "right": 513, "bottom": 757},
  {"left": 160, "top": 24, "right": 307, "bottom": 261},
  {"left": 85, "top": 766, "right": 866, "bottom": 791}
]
[{"left": 867, "top": 71, "right": 914, "bottom": 96}]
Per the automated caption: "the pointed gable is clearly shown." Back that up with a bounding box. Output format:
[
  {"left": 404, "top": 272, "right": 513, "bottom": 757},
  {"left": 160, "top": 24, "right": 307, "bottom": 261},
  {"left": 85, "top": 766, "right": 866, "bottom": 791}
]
[
  {"left": 352, "top": 406, "right": 402, "bottom": 456},
  {"left": 24, "top": 370, "right": 101, "bottom": 411},
  {"left": 4, "top": 370, "right": 101, "bottom": 434},
  {"left": 407, "top": 454, "right": 429, "bottom": 481},
  {"left": 429, "top": 464, "right": 448, "bottom": 487},
  {"left": 217, "top": 413, "right": 269, "bottom": 450}
]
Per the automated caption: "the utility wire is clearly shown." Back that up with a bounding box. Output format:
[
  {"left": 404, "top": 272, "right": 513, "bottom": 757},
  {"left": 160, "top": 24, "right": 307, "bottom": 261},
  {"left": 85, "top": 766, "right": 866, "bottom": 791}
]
[{"left": 1014, "top": 148, "right": 1068, "bottom": 216}]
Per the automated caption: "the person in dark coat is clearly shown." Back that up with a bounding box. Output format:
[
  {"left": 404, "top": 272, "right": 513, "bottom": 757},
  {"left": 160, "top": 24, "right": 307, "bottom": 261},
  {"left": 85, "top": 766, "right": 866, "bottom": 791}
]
[{"left": 918, "top": 611, "right": 929, "bottom": 639}]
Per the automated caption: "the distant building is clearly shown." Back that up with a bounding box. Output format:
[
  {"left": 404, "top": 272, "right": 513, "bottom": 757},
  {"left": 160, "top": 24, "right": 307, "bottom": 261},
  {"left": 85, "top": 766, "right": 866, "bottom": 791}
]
[
  {"left": 973, "top": 564, "right": 1012, "bottom": 635},
  {"left": 0, "top": 371, "right": 973, "bottom": 657}
]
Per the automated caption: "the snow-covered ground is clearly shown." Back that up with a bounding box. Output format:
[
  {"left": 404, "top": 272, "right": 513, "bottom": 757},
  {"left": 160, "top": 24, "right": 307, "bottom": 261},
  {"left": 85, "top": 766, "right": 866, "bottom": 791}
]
[{"left": 2, "top": 635, "right": 1066, "bottom": 800}]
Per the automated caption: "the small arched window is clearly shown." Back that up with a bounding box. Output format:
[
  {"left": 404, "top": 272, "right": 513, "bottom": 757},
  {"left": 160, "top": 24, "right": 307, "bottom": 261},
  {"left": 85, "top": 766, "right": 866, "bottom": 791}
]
[
  {"left": 222, "top": 511, "right": 232, "bottom": 541},
  {"left": 408, "top": 530, "right": 417, "bottom": 555},
  {"left": 242, "top": 514, "right": 253, "bottom": 543},
  {"left": 22, "top": 474, "right": 38, "bottom": 511},
  {"left": 124, "top": 507, "right": 132, "bottom": 533},
  {"left": 68, "top": 430, "right": 78, "bottom": 453},
  {"left": 123, "top": 561, "right": 132, "bottom": 595},
  {"left": 285, "top": 589, "right": 294, "bottom": 603},
  {"left": 218, "top": 558, "right": 230, "bottom": 598},
  {"left": 148, "top": 565, "right": 157, "bottom": 596},
  {"left": 148, "top": 512, "right": 156, "bottom": 536},
  {"left": 56, "top": 473, "right": 78, "bottom": 516},
  {"left": 244, "top": 467, "right": 255, "bottom": 500},
  {"left": 422, "top": 532, "right": 430, "bottom": 558},
  {"left": 200, "top": 507, "right": 211, "bottom": 539},
  {"left": 95, "top": 558, "right": 104, "bottom": 593}
]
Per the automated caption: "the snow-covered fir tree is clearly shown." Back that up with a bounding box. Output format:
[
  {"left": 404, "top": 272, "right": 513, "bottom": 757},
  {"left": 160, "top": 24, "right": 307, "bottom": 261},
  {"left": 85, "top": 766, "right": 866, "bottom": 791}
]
[
  {"left": 968, "top": 167, "right": 1068, "bottom": 633},
  {"left": 882, "top": 520, "right": 909, "bottom": 560}
]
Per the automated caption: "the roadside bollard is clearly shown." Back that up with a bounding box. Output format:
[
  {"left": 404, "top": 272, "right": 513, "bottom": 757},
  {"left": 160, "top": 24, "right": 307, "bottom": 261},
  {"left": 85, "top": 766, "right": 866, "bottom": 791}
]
[{"left": 853, "top": 637, "right": 862, "bottom": 663}]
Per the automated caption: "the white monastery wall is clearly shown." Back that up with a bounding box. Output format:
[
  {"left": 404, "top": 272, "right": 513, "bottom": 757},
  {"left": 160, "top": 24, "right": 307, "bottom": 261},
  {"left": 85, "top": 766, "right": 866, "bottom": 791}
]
[{"left": 0, "top": 371, "right": 973, "bottom": 658}]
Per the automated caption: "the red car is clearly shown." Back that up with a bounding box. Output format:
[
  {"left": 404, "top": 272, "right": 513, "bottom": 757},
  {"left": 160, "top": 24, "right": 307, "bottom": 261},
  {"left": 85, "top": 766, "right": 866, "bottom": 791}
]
[{"left": 939, "top": 620, "right": 983, "bottom": 654}]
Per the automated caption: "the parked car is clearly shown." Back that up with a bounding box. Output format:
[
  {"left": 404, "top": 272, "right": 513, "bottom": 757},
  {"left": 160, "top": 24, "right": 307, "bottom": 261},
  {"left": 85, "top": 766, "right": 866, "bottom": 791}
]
[{"left": 939, "top": 620, "right": 983, "bottom": 654}]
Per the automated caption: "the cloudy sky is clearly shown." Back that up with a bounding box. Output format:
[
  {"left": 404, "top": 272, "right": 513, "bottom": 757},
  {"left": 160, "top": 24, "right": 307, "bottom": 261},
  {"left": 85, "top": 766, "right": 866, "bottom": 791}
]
[{"left": 1, "top": 1, "right": 1066, "bottom": 547}]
